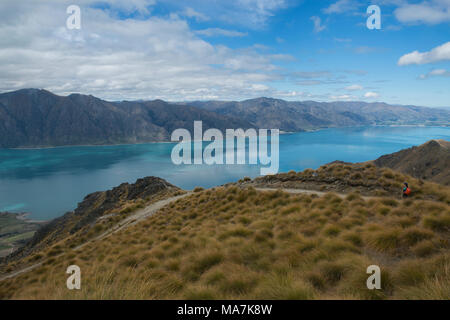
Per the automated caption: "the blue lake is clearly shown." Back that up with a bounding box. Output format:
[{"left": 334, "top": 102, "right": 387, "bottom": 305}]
[{"left": 0, "top": 126, "right": 449, "bottom": 220}]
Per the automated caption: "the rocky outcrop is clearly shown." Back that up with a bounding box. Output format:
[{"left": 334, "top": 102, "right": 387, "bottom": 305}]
[{"left": 1, "top": 177, "right": 180, "bottom": 263}]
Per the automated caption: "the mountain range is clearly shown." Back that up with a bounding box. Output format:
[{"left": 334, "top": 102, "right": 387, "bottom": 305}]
[
  {"left": 0, "top": 89, "right": 251, "bottom": 148},
  {"left": 187, "top": 98, "right": 450, "bottom": 131},
  {"left": 0, "top": 89, "right": 449, "bottom": 148}
]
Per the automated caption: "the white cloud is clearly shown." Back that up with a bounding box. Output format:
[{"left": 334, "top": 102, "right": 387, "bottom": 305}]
[
  {"left": 364, "top": 92, "right": 380, "bottom": 98},
  {"left": 298, "top": 80, "right": 323, "bottom": 86},
  {"left": 419, "top": 68, "right": 450, "bottom": 79},
  {"left": 345, "top": 84, "right": 363, "bottom": 91},
  {"left": 163, "top": 0, "right": 287, "bottom": 28},
  {"left": 278, "top": 91, "right": 305, "bottom": 97},
  {"left": 238, "top": 0, "right": 287, "bottom": 18},
  {"left": 323, "top": 0, "right": 357, "bottom": 14},
  {"left": 325, "top": 0, "right": 450, "bottom": 25},
  {"left": 394, "top": 0, "right": 450, "bottom": 24},
  {"left": 430, "top": 68, "right": 447, "bottom": 75},
  {"left": 251, "top": 83, "right": 270, "bottom": 91},
  {"left": 354, "top": 46, "right": 378, "bottom": 54},
  {"left": 0, "top": 0, "right": 286, "bottom": 101},
  {"left": 293, "top": 71, "right": 331, "bottom": 79},
  {"left": 99, "top": 0, "right": 156, "bottom": 15},
  {"left": 181, "top": 7, "right": 209, "bottom": 22},
  {"left": 398, "top": 41, "right": 450, "bottom": 65},
  {"left": 274, "top": 90, "right": 321, "bottom": 100},
  {"left": 195, "top": 28, "right": 248, "bottom": 37},
  {"left": 331, "top": 94, "right": 354, "bottom": 100},
  {"left": 268, "top": 54, "right": 296, "bottom": 61},
  {"left": 310, "top": 16, "right": 326, "bottom": 33}
]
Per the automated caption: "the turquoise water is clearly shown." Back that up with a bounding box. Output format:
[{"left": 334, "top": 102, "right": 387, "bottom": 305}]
[{"left": 0, "top": 126, "right": 449, "bottom": 220}]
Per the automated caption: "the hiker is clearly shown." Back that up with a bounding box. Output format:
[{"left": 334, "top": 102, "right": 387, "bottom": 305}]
[{"left": 402, "top": 182, "right": 411, "bottom": 198}]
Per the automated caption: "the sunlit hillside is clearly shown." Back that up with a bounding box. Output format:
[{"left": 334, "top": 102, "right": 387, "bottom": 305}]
[{"left": 1, "top": 163, "right": 448, "bottom": 300}]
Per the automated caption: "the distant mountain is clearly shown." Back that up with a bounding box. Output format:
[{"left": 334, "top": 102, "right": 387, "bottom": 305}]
[
  {"left": 0, "top": 89, "right": 449, "bottom": 148},
  {"left": 374, "top": 140, "right": 450, "bottom": 185},
  {"left": 188, "top": 98, "right": 450, "bottom": 132},
  {"left": 0, "top": 89, "right": 251, "bottom": 148}
]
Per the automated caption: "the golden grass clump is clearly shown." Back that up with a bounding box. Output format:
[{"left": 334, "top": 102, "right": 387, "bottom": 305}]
[{"left": 0, "top": 182, "right": 449, "bottom": 300}]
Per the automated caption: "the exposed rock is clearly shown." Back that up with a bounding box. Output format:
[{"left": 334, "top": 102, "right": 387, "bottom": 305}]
[{"left": 1, "top": 177, "right": 180, "bottom": 263}]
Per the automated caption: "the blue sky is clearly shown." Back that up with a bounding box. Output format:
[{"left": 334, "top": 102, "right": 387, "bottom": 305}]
[{"left": 0, "top": 0, "right": 449, "bottom": 106}]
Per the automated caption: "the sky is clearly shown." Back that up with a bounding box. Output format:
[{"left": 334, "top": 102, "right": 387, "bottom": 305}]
[{"left": 0, "top": 0, "right": 449, "bottom": 107}]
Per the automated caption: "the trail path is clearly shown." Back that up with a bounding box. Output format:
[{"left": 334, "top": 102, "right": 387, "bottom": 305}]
[
  {"left": 255, "top": 187, "right": 373, "bottom": 200},
  {"left": 1, "top": 187, "right": 374, "bottom": 281},
  {"left": 0, "top": 193, "right": 190, "bottom": 281},
  {"left": 75, "top": 193, "right": 190, "bottom": 250}
]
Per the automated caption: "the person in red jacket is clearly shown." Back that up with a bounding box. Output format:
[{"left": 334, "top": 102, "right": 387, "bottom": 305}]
[{"left": 402, "top": 182, "right": 411, "bottom": 198}]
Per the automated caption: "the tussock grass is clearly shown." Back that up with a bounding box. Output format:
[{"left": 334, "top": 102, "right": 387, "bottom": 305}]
[
  {"left": 0, "top": 180, "right": 449, "bottom": 300},
  {"left": 251, "top": 162, "right": 450, "bottom": 204}
]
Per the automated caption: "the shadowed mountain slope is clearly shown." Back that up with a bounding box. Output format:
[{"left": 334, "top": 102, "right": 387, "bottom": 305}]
[
  {"left": 374, "top": 140, "right": 450, "bottom": 185},
  {"left": 0, "top": 89, "right": 252, "bottom": 148},
  {"left": 1, "top": 89, "right": 449, "bottom": 147}
]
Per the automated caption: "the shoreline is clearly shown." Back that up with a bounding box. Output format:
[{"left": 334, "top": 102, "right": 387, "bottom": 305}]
[
  {"left": 14, "top": 212, "right": 48, "bottom": 224},
  {"left": 1, "top": 212, "right": 48, "bottom": 224},
  {"left": 4, "top": 124, "right": 449, "bottom": 150},
  {"left": 0, "top": 212, "right": 45, "bottom": 259},
  {"left": 0, "top": 127, "right": 448, "bottom": 223}
]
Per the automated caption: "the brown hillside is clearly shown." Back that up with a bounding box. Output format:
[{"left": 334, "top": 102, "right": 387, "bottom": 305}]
[
  {"left": 0, "top": 183, "right": 449, "bottom": 300},
  {"left": 0, "top": 177, "right": 183, "bottom": 266},
  {"left": 0, "top": 160, "right": 448, "bottom": 300},
  {"left": 374, "top": 140, "right": 450, "bottom": 185},
  {"left": 240, "top": 162, "right": 449, "bottom": 203}
]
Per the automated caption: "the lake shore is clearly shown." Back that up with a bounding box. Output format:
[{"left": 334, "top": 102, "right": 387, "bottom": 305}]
[
  {"left": 6, "top": 124, "right": 449, "bottom": 150},
  {"left": 0, "top": 212, "right": 45, "bottom": 258},
  {"left": 1, "top": 125, "right": 449, "bottom": 221}
]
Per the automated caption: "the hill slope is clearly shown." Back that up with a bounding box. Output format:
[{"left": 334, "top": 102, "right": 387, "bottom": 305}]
[
  {"left": 0, "top": 164, "right": 448, "bottom": 300},
  {"left": 374, "top": 140, "right": 450, "bottom": 185},
  {"left": 0, "top": 176, "right": 183, "bottom": 265}
]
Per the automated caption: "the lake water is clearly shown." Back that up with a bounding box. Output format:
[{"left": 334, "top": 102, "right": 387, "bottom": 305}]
[{"left": 0, "top": 126, "right": 449, "bottom": 220}]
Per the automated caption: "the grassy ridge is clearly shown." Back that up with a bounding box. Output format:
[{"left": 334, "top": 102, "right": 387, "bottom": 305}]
[
  {"left": 248, "top": 162, "right": 450, "bottom": 203},
  {"left": 0, "top": 177, "right": 184, "bottom": 266},
  {"left": 1, "top": 180, "right": 448, "bottom": 299}
]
